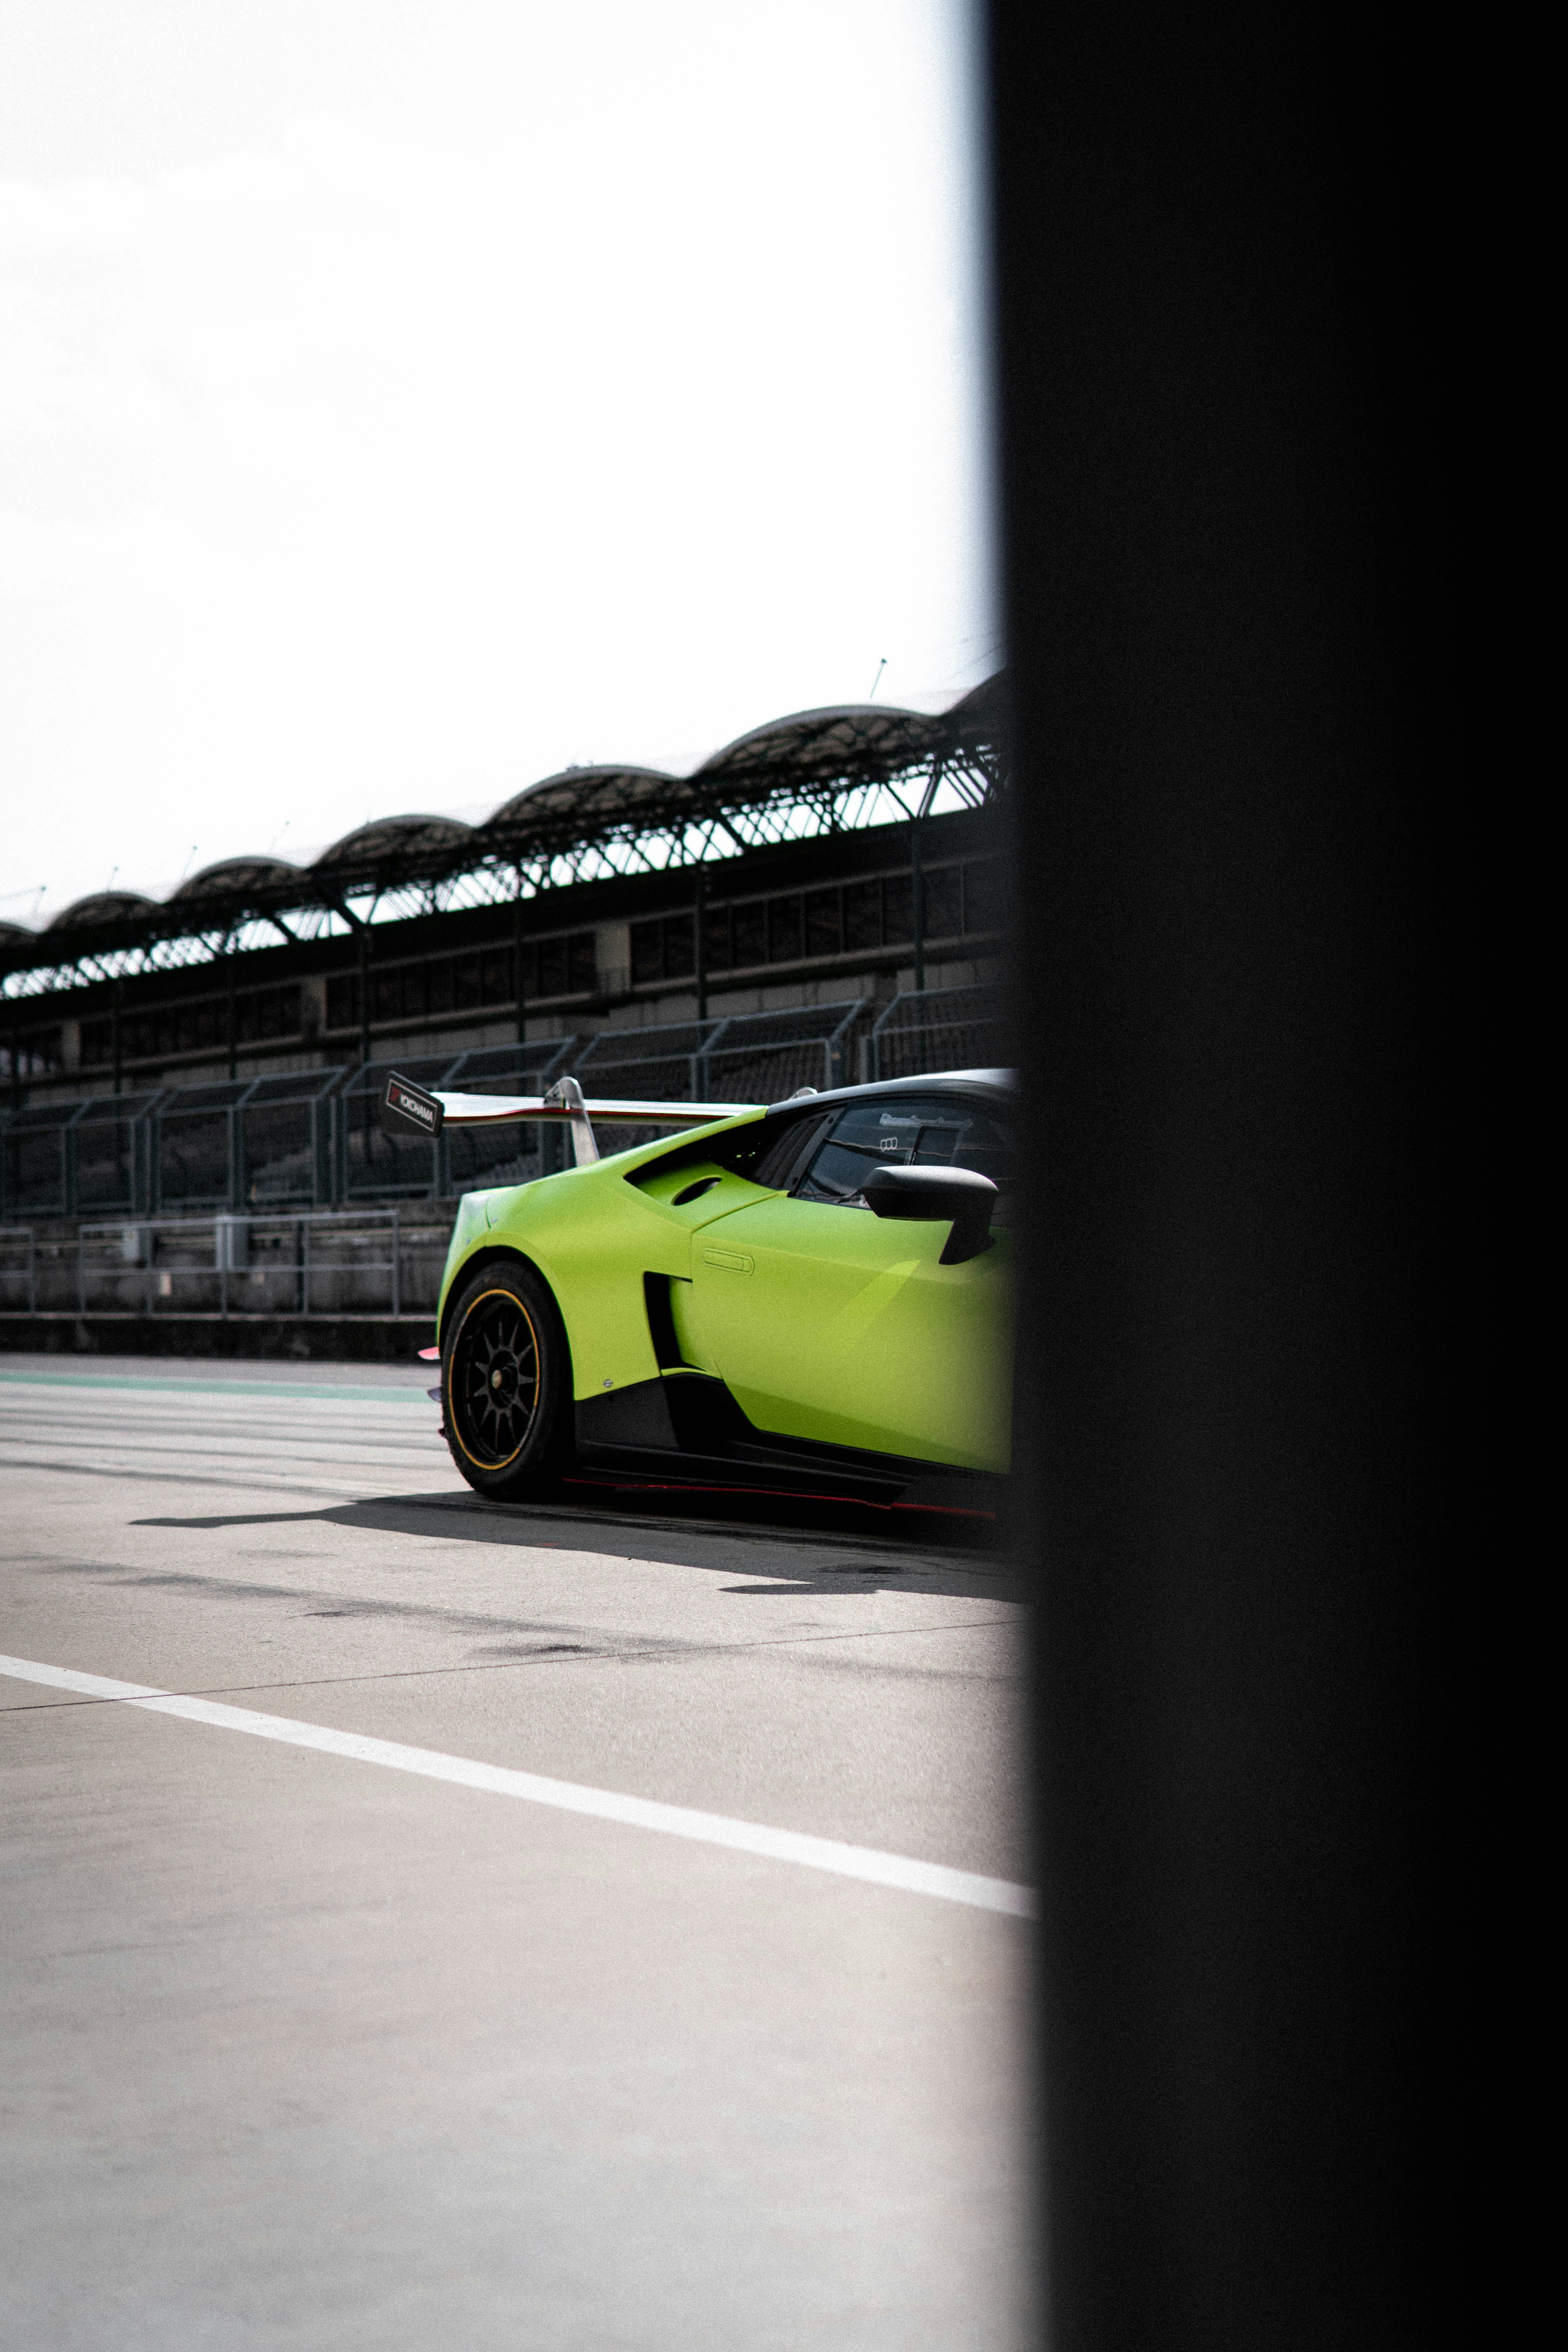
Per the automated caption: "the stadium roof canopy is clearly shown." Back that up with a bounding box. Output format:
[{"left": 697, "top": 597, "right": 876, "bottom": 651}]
[{"left": 3, "top": 674, "right": 1007, "bottom": 997}]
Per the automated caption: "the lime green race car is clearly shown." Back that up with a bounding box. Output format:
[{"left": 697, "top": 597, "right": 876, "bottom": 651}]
[{"left": 386, "top": 1067, "right": 1014, "bottom": 1515}]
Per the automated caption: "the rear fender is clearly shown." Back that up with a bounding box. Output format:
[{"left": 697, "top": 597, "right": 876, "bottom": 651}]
[
  {"left": 444, "top": 1138, "right": 776, "bottom": 1400},
  {"left": 437, "top": 1243, "right": 559, "bottom": 1362}
]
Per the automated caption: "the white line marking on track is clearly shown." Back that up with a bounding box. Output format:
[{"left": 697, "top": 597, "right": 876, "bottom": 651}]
[{"left": 0, "top": 1653, "right": 1038, "bottom": 1919}]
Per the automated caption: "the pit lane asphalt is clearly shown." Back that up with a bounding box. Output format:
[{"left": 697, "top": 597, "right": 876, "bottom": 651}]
[{"left": 0, "top": 1355, "right": 1034, "bottom": 2352}]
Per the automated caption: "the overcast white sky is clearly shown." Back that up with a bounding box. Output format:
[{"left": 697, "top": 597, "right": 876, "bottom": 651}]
[{"left": 1, "top": 0, "right": 997, "bottom": 928}]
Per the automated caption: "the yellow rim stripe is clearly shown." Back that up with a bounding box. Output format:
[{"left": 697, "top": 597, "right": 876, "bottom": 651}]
[{"left": 446, "top": 1288, "right": 540, "bottom": 1472}]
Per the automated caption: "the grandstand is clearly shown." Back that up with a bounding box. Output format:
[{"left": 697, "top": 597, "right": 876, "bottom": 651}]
[{"left": 1, "top": 677, "right": 1011, "bottom": 1329}]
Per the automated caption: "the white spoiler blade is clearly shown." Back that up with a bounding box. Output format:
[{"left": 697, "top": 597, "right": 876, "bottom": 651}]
[
  {"left": 382, "top": 1070, "right": 763, "bottom": 1168},
  {"left": 432, "top": 1090, "right": 761, "bottom": 1127}
]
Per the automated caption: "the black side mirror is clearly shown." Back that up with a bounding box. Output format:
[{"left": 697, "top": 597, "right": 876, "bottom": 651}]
[{"left": 858, "top": 1163, "right": 998, "bottom": 1264}]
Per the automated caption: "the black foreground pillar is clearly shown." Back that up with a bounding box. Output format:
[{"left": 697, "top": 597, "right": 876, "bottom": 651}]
[{"left": 987, "top": 8, "right": 1446, "bottom": 2346}]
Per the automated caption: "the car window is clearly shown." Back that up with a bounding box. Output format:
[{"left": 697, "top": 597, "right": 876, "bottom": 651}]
[
  {"left": 750, "top": 1111, "right": 834, "bottom": 1192},
  {"left": 795, "top": 1097, "right": 1013, "bottom": 1206}
]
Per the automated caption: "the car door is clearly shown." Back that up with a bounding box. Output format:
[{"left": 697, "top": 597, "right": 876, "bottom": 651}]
[{"left": 687, "top": 1093, "right": 1014, "bottom": 1470}]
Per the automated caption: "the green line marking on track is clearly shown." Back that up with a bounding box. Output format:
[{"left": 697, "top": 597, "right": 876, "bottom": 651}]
[{"left": 0, "top": 1371, "right": 432, "bottom": 1405}]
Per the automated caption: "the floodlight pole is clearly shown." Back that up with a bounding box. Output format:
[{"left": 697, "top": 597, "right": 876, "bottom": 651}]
[
  {"left": 111, "top": 976, "right": 123, "bottom": 1099},
  {"left": 694, "top": 860, "right": 708, "bottom": 1024},
  {"left": 911, "top": 819, "right": 926, "bottom": 995},
  {"left": 358, "top": 918, "right": 372, "bottom": 1074},
  {"left": 514, "top": 867, "right": 528, "bottom": 1049},
  {"left": 911, "top": 763, "right": 941, "bottom": 1001},
  {"left": 226, "top": 934, "right": 237, "bottom": 1082}
]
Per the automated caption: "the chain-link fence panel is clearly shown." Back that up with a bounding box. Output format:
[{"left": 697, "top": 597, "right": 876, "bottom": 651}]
[
  {"left": 241, "top": 1070, "right": 345, "bottom": 1209},
  {"left": 440, "top": 1039, "right": 577, "bottom": 1194},
  {"left": 339, "top": 1055, "right": 461, "bottom": 1203},
  {"left": 568, "top": 1021, "right": 729, "bottom": 1156},
  {"left": 1, "top": 1101, "right": 81, "bottom": 1218},
  {"left": 153, "top": 1080, "right": 255, "bottom": 1212},
  {"left": 0, "top": 1226, "right": 37, "bottom": 1312},
  {"left": 866, "top": 985, "right": 1011, "bottom": 1082},
  {"left": 700, "top": 999, "right": 867, "bottom": 1108},
  {"left": 73, "top": 1093, "right": 160, "bottom": 1216}
]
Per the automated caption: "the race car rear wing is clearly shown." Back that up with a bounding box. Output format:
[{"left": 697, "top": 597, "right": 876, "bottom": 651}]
[{"left": 383, "top": 1071, "right": 764, "bottom": 1168}]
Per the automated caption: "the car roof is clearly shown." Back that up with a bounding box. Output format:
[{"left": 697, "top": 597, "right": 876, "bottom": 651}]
[{"left": 763, "top": 1067, "right": 1016, "bottom": 1116}]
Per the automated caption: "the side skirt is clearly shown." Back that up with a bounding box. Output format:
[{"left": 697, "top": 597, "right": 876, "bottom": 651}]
[{"left": 573, "top": 1374, "right": 1007, "bottom": 1515}]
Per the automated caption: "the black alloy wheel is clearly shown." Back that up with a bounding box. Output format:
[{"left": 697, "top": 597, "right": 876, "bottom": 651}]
[{"left": 442, "top": 1260, "right": 571, "bottom": 1497}]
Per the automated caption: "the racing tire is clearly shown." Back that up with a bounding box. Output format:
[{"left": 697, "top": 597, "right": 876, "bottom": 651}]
[{"left": 442, "top": 1259, "right": 573, "bottom": 1500}]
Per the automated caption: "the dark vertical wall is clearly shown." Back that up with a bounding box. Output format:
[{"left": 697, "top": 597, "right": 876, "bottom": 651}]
[{"left": 989, "top": 6, "right": 1444, "bottom": 2345}]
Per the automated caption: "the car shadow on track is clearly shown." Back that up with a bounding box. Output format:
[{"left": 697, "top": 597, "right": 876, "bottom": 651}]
[{"left": 132, "top": 1486, "right": 1024, "bottom": 1603}]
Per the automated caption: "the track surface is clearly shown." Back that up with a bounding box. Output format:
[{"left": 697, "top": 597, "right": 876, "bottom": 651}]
[{"left": 0, "top": 1356, "right": 1034, "bottom": 2350}]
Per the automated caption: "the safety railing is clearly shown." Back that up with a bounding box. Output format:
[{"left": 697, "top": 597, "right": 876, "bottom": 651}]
[
  {"left": 0, "top": 990, "right": 1013, "bottom": 1225},
  {"left": 563, "top": 1019, "right": 739, "bottom": 1155},
  {"left": 861, "top": 983, "right": 1011, "bottom": 1083},
  {"left": 240, "top": 1067, "right": 346, "bottom": 1209},
  {"left": 570, "top": 1018, "right": 727, "bottom": 1105},
  {"left": 150, "top": 1078, "right": 258, "bottom": 1215},
  {"left": 336, "top": 1040, "right": 577, "bottom": 1204},
  {"left": 0, "top": 1091, "right": 162, "bottom": 1221},
  {"left": 0, "top": 1225, "right": 37, "bottom": 1314},
  {"left": 1, "top": 1210, "right": 455, "bottom": 1322},
  {"left": 699, "top": 999, "right": 868, "bottom": 1103}
]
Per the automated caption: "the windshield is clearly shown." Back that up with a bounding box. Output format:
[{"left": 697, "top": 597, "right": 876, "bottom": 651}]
[{"left": 795, "top": 1096, "right": 1013, "bottom": 1206}]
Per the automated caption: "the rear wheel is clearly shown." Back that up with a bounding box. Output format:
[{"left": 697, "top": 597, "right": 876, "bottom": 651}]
[{"left": 442, "top": 1260, "right": 572, "bottom": 1499}]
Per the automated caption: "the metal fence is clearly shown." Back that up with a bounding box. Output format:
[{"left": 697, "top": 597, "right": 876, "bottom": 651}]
[
  {"left": 571, "top": 1019, "right": 721, "bottom": 1103},
  {"left": 336, "top": 1040, "right": 577, "bottom": 1205},
  {"left": 0, "top": 988, "right": 1005, "bottom": 1222},
  {"left": 0, "top": 1091, "right": 159, "bottom": 1220},
  {"left": 561, "top": 1021, "right": 725, "bottom": 1158},
  {"left": 0, "top": 1210, "right": 450, "bottom": 1322},
  {"left": 862, "top": 983, "right": 1011, "bottom": 1083},
  {"left": 563, "top": 1004, "right": 872, "bottom": 1154},
  {"left": 0, "top": 1226, "right": 36, "bottom": 1314},
  {"left": 703, "top": 1000, "right": 867, "bottom": 1103},
  {"left": 241, "top": 1068, "right": 345, "bottom": 1209},
  {"left": 151, "top": 1079, "right": 256, "bottom": 1214}
]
